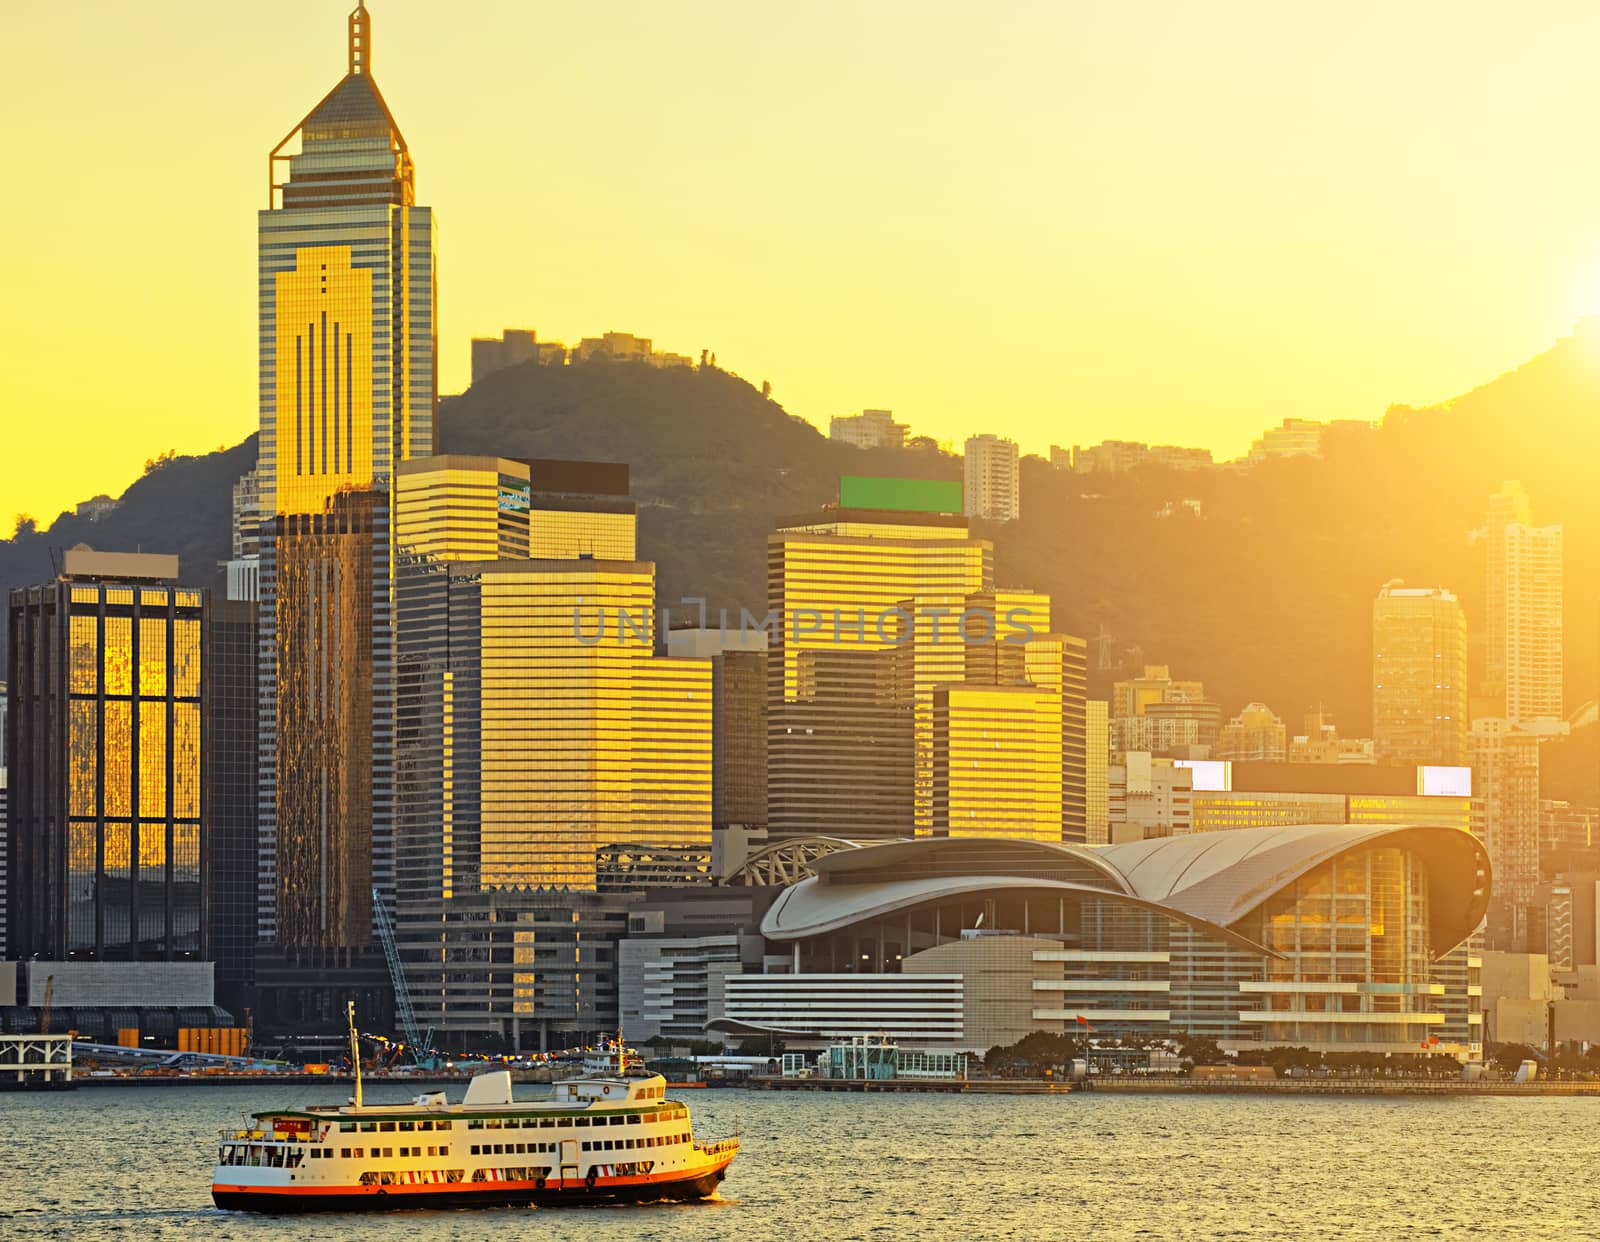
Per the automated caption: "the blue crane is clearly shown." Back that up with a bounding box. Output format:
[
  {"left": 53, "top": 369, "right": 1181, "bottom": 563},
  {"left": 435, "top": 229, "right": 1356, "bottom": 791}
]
[{"left": 371, "top": 886, "right": 436, "bottom": 1068}]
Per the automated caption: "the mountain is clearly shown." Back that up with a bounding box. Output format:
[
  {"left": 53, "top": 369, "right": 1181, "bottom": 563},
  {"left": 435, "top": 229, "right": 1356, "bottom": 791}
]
[{"left": 4, "top": 333, "right": 1598, "bottom": 778}]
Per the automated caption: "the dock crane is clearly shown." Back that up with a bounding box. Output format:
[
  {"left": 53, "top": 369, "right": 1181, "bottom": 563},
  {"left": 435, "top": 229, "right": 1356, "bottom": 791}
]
[{"left": 371, "top": 887, "right": 436, "bottom": 1068}]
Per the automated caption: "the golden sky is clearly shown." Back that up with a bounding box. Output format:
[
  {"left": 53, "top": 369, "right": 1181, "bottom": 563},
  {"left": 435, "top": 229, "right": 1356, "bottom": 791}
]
[{"left": 5, "top": 0, "right": 1600, "bottom": 525}]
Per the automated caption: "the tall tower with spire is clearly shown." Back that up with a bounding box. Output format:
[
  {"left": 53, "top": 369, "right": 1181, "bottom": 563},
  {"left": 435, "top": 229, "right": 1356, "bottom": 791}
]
[{"left": 255, "top": 2, "right": 436, "bottom": 983}]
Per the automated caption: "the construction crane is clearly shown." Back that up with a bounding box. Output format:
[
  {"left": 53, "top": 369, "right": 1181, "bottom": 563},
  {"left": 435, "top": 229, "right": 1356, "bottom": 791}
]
[
  {"left": 38, "top": 974, "right": 54, "bottom": 1035},
  {"left": 371, "top": 887, "right": 435, "bottom": 1067}
]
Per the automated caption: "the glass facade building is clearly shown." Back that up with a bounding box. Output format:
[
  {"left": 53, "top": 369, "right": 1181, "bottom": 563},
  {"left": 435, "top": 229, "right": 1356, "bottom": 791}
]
[
  {"left": 753, "top": 828, "right": 1489, "bottom": 1056},
  {"left": 255, "top": 2, "right": 436, "bottom": 955},
  {"left": 6, "top": 551, "right": 205, "bottom": 962},
  {"left": 767, "top": 505, "right": 991, "bottom": 839},
  {"left": 1372, "top": 582, "right": 1467, "bottom": 766},
  {"left": 202, "top": 600, "right": 260, "bottom": 1012},
  {"left": 392, "top": 459, "right": 711, "bottom": 1040}
]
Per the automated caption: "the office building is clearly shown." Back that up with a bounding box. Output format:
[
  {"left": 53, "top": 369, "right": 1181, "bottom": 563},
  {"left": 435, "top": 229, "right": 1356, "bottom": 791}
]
[
  {"left": 737, "top": 829, "right": 1487, "bottom": 1056},
  {"left": 6, "top": 548, "right": 205, "bottom": 963},
  {"left": 1483, "top": 483, "right": 1563, "bottom": 729},
  {"left": 0, "top": 682, "right": 7, "bottom": 960},
  {"left": 255, "top": 2, "right": 436, "bottom": 989},
  {"left": 829, "top": 409, "right": 907, "bottom": 450},
  {"left": 666, "top": 628, "right": 768, "bottom": 828},
  {"left": 962, "top": 434, "right": 1020, "bottom": 522},
  {"left": 391, "top": 458, "right": 712, "bottom": 1040},
  {"left": 1109, "top": 754, "right": 1195, "bottom": 841},
  {"left": 1470, "top": 718, "right": 1541, "bottom": 951},
  {"left": 1174, "top": 761, "right": 1473, "bottom": 837},
  {"left": 1216, "top": 702, "right": 1288, "bottom": 762},
  {"left": 766, "top": 477, "right": 990, "bottom": 839},
  {"left": 933, "top": 684, "right": 1062, "bottom": 841},
  {"left": 203, "top": 600, "right": 260, "bottom": 1013},
  {"left": 1085, "top": 700, "right": 1110, "bottom": 845},
  {"left": 1372, "top": 582, "right": 1467, "bottom": 765}
]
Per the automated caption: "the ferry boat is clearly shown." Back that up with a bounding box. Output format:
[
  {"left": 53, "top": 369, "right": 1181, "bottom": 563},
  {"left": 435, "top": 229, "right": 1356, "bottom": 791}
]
[{"left": 210, "top": 1005, "right": 737, "bottom": 1213}]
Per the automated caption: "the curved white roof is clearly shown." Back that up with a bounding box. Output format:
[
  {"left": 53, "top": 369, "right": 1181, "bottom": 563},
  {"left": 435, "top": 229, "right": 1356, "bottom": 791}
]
[{"left": 758, "top": 824, "right": 1490, "bottom": 956}]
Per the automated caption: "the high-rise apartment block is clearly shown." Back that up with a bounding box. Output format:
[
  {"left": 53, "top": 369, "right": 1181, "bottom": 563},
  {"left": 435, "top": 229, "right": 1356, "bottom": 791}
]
[
  {"left": 6, "top": 549, "right": 205, "bottom": 962},
  {"left": 1216, "top": 702, "right": 1287, "bottom": 762},
  {"left": 1483, "top": 482, "right": 1563, "bottom": 729},
  {"left": 1110, "top": 664, "right": 1219, "bottom": 756},
  {"left": 255, "top": 2, "right": 436, "bottom": 967},
  {"left": 1372, "top": 581, "right": 1467, "bottom": 765},
  {"left": 962, "top": 434, "right": 1020, "bottom": 522},
  {"left": 829, "top": 409, "right": 907, "bottom": 450},
  {"left": 1471, "top": 718, "right": 1541, "bottom": 950}
]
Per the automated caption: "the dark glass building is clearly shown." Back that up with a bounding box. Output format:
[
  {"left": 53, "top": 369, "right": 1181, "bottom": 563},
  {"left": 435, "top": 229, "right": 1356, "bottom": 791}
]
[
  {"left": 6, "top": 549, "right": 205, "bottom": 962},
  {"left": 203, "top": 600, "right": 260, "bottom": 1013}
]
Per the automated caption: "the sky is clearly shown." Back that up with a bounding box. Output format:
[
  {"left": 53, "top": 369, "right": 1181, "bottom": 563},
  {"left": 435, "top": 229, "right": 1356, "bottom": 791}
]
[{"left": 6, "top": 0, "right": 1600, "bottom": 525}]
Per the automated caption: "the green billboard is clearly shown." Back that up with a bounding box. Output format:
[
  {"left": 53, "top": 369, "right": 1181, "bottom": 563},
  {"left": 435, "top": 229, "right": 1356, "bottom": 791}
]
[{"left": 839, "top": 475, "right": 962, "bottom": 514}]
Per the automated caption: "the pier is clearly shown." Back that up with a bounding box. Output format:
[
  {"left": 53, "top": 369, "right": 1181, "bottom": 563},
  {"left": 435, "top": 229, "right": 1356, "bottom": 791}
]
[
  {"left": 751, "top": 1076, "right": 1070, "bottom": 1094},
  {"left": 0, "top": 1034, "right": 74, "bottom": 1089}
]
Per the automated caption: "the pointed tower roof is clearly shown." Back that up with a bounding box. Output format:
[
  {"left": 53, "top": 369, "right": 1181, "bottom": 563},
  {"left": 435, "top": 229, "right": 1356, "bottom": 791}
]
[{"left": 268, "top": 3, "right": 414, "bottom": 209}]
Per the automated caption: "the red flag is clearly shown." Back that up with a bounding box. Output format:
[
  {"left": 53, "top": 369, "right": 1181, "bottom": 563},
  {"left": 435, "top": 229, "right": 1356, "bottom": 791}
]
[
  {"left": 1420, "top": 1042, "right": 1429, "bottom": 1050},
  {"left": 1428, "top": 1036, "right": 1439, "bottom": 1046},
  {"left": 1075, "top": 1015, "right": 1088, "bottom": 1025}
]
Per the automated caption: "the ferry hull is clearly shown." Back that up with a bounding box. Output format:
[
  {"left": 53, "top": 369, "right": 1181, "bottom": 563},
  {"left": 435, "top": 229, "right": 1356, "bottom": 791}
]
[{"left": 213, "top": 1160, "right": 730, "bottom": 1215}]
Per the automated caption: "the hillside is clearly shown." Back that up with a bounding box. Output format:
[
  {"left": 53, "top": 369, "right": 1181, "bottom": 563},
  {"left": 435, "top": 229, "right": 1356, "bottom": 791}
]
[{"left": 3, "top": 336, "right": 1598, "bottom": 766}]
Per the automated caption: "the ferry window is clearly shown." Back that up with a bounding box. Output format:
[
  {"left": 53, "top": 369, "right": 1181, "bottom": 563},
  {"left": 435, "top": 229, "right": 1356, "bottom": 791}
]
[
  {"left": 470, "top": 1145, "right": 479, "bottom": 1155},
  {"left": 609, "top": 1116, "right": 623, "bottom": 1126},
  {"left": 487, "top": 1120, "right": 502, "bottom": 1129},
  {"left": 360, "top": 1123, "right": 376, "bottom": 1132},
  {"left": 540, "top": 1119, "right": 554, "bottom": 1129},
  {"left": 379, "top": 1122, "right": 397, "bottom": 1132},
  {"left": 582, "top": 1142, "right": 590, "bottom": 1152},
  {"left": 339, "top": 1148, "right": 349, "bottom": 1158},
  {"left": 468, "top": 1120, "right": 482, "bottom": 1129},
  {"left": 340, "top": 1123, "right": 355, "bottom": 1133},
  {"left": 399, "top": 1122, "right": 415, "bottom": 1132},
  {"left": 383, "top": 1148, "right": 393, "bottom": 1158}
]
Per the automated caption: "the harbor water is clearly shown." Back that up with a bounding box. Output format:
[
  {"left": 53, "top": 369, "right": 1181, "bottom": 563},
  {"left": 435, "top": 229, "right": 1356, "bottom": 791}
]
[{"left": 3, "top": 1082, "right": 1597, "bottom": 1239}]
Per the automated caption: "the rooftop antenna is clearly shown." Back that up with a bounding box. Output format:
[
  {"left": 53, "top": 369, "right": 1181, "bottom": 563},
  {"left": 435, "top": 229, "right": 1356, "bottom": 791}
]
[{"left": 349, "top": 2, "right": 371, "bottom": 76}]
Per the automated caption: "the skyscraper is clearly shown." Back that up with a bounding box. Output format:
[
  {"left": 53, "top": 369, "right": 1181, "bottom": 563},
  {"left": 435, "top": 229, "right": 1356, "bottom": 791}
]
[
  {"left": 1483, "top": 480, "right": 1532, "bottom": 699},
  {"left": 7, "top": 549, "right": 205, "bottom": 962},
  {"left": 1471, "top": 718, "right": 1541, "bottom": 950},
  {"left": 1483, "top": 483, "right": 1563, "bottom": 729},
  {"left": 963, "top": 434, "right": 1021, "bottom": 522},
  {"left": 255, "top": 3, "right": 436, "bottom": 970},
  {"left": 392, "top": 458, "right": 711, "bottom": 1042},
  {"left": 767, "top": 479, "right": 991, "bottom": 838},
  {"left": 1372, "top": 581, "right": 1467, "bottom": 766},
  {"left": 203, "top": 600, "right": 260, "bottom": 1014},
  {"left": 932, "top": 684, "right": 1062, "bottom": 840}
]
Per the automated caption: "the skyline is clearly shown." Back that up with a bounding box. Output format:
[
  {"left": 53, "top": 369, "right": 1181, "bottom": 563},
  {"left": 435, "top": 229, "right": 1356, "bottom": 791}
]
[{"left": 10, "top": 0, "right": 1600, "bottom": 524}]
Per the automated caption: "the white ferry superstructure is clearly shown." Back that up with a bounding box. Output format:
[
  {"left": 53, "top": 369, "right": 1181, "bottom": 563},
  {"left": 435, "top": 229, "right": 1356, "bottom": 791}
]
[{"left": 211, "top": 1006, "right": 736, "bottom": 1213}]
